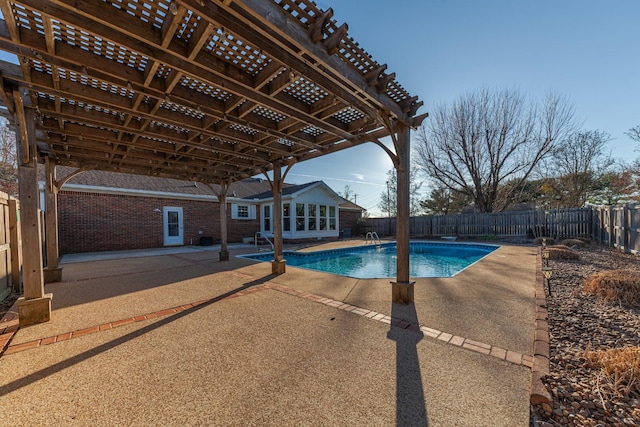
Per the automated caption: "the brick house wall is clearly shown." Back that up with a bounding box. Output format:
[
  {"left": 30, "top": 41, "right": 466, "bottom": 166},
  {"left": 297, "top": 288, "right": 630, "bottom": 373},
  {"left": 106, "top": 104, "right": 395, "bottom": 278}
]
[
  {"left": 58, "top": 191, "right": 260, "bottom": 254},
  {"left": 339, "top": 209, "right": 363, "bottom": 236}
]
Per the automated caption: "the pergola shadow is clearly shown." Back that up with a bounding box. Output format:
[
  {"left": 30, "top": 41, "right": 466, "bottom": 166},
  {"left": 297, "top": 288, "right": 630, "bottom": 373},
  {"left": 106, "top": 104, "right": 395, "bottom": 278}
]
[
  {"left": 387, "top": 302, "right": 428, "bottom": 426},
  {"left": 0, "top": 274, "right": 275, "bottom": 396}
]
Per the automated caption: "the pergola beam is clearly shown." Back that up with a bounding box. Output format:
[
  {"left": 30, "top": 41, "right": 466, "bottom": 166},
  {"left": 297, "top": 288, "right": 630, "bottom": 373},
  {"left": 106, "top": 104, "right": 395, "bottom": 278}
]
[{"left": 16, "top": 0, "right": 358, "bottom": 140}]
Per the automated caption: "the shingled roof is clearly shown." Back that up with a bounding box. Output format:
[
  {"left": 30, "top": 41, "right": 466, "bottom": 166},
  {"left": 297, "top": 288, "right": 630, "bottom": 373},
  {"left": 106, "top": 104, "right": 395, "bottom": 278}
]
[{"left": 48, "top": 166, "right": 363, "bottom": 211}]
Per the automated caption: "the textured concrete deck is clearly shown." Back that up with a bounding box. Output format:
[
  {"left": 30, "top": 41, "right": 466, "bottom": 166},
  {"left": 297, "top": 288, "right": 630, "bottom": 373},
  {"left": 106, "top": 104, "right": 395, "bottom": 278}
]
[{"left": 0, "top": 240, "right": 536, "bottom": 426}]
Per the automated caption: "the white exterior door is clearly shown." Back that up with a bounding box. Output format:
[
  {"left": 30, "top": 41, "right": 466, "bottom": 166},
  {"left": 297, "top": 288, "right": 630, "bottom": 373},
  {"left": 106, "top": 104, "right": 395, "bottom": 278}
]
[{"left": 163, "top": 207, "right": 183, "bottom": 246}]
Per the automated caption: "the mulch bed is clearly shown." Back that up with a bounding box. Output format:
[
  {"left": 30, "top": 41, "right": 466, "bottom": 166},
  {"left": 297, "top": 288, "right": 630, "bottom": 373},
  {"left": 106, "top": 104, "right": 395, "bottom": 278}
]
[{"left": 531, "top": 243, "right": 640, "bottom": 426}]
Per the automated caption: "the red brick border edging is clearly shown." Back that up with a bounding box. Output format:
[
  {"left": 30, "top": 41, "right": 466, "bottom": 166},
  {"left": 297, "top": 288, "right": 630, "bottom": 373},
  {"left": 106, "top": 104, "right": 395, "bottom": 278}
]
[
  {"left": 0, "top": 284, "right": 269, "bottom": 357},
  {"left": 2, "top": 268, "right": 539, "bottom": 374},
  {"left": 530, "top": 247, "right": 552, "bottom": 405}
]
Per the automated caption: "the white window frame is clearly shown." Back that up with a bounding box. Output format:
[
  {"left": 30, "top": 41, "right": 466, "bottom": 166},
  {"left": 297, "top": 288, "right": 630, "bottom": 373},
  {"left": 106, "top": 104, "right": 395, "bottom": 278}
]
[
  {"left": 296, "top": 203, "right": 305, "bottom": 231},
  {"left": 319, "top": 204, "right": 327, "bottom": 231},
  {"left": 231, "top": 203, "right": 256, "bottom": 220},
  {"left": 263, "top": 204, "right": 272, "bottom": 232},
  {"left": 329, "top": 205, "right": 337, "bottom": 230},
  {"left": 282, "top": 203, "right": 291, "bottom": 232},
  {"left": 307, "top": 203, "right": 317, "bottom": 231}
]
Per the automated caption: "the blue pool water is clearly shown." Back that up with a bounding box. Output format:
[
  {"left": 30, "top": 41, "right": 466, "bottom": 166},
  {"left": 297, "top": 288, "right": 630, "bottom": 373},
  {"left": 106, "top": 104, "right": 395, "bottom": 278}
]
[{"left": 238, "top": 242, "right": 498, "bottom": 279}]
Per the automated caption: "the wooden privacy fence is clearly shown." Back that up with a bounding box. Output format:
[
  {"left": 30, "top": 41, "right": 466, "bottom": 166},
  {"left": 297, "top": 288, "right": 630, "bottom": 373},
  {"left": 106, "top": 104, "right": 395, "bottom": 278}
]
[
  {"left": 365, "top": 205, "right": 640, "bottom": 255},
  {"left": 0, "top": 192, "right": 21, "bottom": 302},
  {"left": 592, "top": 204, "right": 640, "bottom": 255},
  {"left": 365, "top": 208, "right": 594, "bottom": 240}
]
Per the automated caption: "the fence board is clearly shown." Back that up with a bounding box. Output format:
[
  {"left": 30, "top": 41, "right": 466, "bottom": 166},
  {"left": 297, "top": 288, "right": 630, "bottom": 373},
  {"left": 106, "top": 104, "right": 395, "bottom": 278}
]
[
  {"left": 366, "top": 208, "right": 594, "bottom": 240},
  {"left": 368, "top": 205, "right": 640, "bottom": 255},
  {"left": 0, "top": 192, "right": 11, "bottom": 301}
]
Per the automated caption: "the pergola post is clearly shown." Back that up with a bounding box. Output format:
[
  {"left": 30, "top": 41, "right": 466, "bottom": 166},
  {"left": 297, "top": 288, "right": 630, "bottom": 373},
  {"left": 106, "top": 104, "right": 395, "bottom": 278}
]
[
  {"left": 218, "top": 182, "right": 229, "bottom": 261},
  {"left": 271, "top": 163, "right": 285, "bottom": 274},
  {"left": 15, "top": 99, "right": 52, "bottom": 326},
  {"left": 43, "top": 157, "right": 62, "bottom": 283},
  {"left": 391, "top": 122, "right": 414, "bottom": 304}
]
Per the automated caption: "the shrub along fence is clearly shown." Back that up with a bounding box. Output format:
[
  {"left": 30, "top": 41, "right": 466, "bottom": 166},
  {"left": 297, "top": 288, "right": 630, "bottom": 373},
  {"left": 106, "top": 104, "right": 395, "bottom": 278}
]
[{"left": 365, "top": 204, "right": 640, "bottom": 255}]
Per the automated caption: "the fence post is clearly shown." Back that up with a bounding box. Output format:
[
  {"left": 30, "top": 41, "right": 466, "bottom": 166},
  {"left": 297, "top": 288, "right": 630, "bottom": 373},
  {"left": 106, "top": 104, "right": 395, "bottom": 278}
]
[
  {"left": 607, "top": 206, "right": 614, "bottom": 248},
  {"left": 599, "top": 208, "right": 604, "bottom": 244},
  {"left": 8, "top": 198, "right": 21, "bottom": 293},
  {"left": 623, "top": 204, "right": 630, "bottom": 254}
]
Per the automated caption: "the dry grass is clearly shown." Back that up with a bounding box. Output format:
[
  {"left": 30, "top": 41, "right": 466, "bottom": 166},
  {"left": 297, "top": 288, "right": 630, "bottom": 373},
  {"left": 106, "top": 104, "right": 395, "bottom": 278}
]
[
  {"left": 544, "top": 245, "right": 580, "bottom": 260},
  {"left": 583, "top": 270, "right": 640, "bottom": 306},
  {"left": 561, "top": 238, "right": 588, "bottom": 247},
  {"left": 534, "top": 237, "right": 556, "bottom": 246},
  {"left": 585, "top": 346, "right": 640, "bottom": 398}
]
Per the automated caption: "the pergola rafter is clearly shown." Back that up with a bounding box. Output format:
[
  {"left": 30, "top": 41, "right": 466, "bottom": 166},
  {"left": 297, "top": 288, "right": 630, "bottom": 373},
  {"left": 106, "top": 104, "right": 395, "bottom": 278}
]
[{"left": 0, "top": 0, "right": 425, "bottom": 325}]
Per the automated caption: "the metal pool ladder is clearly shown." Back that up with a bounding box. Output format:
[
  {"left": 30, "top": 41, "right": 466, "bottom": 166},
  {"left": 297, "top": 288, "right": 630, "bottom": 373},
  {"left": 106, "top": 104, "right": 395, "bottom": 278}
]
[
  {"left": 254, "top": 232, "right": 274, "bottom": 252},
  {"left": 365, "top": 231, "right": 381, "bottom": 246}
]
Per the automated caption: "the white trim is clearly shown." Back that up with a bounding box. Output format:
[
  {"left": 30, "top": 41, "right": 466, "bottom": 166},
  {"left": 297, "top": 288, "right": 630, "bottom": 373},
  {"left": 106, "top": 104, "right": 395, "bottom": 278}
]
[
  {"left": 254, "top": 182, "right": 344, "bottom": 204},
  {"left": 163, "top": 206, "right": 184, "bottom": 246},
  {"left": 231, "top": 203, "right": 256, "bottom": 220}
]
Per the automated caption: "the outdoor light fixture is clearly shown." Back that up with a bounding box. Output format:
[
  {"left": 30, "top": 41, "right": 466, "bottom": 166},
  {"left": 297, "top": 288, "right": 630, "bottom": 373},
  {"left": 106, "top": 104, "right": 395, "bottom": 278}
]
[
  {"left": 542, "top": 249, "right": 550, "bottom": 267},
  {"left": 542, "top": 267, "right": 553, "bottom": 296},
  {"left": 542, "top": 237, "right": 547, "bottom": 248}
]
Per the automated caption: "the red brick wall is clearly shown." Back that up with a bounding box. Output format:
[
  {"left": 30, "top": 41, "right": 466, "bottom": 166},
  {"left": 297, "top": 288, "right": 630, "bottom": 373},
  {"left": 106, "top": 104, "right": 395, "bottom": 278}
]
[
  {"left": 58, "top": 191, "right": 260, "bottom": 254},
  {"left": 339, "top": 209, "right": 363, "bottom": 236}
]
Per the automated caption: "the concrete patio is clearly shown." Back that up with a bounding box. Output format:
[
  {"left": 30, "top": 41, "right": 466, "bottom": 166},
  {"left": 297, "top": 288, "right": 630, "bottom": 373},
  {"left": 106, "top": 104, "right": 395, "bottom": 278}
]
[{"left": 0, "top": 240, "right": 537, "bottom": 426}]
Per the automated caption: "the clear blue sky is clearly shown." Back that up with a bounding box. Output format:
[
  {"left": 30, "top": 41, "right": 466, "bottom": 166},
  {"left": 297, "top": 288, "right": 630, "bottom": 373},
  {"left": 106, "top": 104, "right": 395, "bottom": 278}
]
[{"left": 283, "top": 0, "right": 640, "bottom": 216}]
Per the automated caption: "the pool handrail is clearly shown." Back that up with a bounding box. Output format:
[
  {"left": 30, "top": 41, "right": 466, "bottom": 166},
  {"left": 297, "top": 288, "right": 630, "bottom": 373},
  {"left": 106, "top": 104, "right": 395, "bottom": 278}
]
[
  {"left": 365, "top": 231, "right": 381, "bottom": 246},
  {"left": 254, "top": 232, "right": 274, "bottom": 252}
]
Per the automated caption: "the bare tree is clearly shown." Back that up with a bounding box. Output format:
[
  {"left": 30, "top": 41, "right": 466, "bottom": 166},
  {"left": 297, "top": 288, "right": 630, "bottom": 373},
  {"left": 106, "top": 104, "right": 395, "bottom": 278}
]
[
  {"left": 0, "top": 119, "right": 17, "bottom": 197},
  {"left": 378, "top": 168, "right": 423, "bottom": 216},
  {"left": 551, "top": 130, "right": 613, "bottom": 207},
  {"left": 339, "top": 185, "right": 353, "bottom": 201},
  {"left": 626, "top": 125, "right": 640, "bottom": 145},
  {"left": 414, "top": 88, "right": 575, "bottom": 212}
]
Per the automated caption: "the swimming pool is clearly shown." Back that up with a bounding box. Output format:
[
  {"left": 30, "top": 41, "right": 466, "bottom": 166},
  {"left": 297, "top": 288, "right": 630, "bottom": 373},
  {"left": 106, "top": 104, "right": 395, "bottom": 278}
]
[{"left": 238, "top": 241, "right": 499, "bottom": 279}]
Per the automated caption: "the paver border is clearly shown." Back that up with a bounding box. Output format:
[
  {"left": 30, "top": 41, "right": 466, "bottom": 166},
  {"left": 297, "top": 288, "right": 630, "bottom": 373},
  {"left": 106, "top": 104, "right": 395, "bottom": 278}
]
[
  {"left": 530, "top": 247, "right": 552, "bottom": 405},
  {"left": 2, "top": 280, "right": 536, "bottom": 371},
  {"left": 2, "top": 266, "right": 540, "bottom": 378}
]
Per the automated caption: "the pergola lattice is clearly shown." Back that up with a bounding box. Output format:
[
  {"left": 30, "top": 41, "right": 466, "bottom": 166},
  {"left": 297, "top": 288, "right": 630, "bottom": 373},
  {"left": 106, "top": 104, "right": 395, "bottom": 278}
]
[{"left": 0, "top": 0, "right": 425, "bottom": 326}]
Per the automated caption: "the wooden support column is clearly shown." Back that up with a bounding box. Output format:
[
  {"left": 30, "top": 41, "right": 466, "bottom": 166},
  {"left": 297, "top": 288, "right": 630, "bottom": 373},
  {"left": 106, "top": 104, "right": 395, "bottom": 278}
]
[
  {"left": 391, "top": 122, "right": 414, "bottom": 304},
  {"left": 271, "top": 163, "right": 285, "bottom": 274},
  {"left": 218, "top": 182, "right": 229, "bottom": 261},
  {"left": 15, "top": 99, "right": 52, "bottom": 326},
  {"left": 43, "top": 157, "right": 62, "bottom": 283}
]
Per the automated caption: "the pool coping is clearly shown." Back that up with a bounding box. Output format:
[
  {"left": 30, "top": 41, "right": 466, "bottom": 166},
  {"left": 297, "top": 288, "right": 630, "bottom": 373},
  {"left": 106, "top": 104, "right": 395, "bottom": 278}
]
[{"left": 236, "top": 240, "right": 500, "bottom": 279}]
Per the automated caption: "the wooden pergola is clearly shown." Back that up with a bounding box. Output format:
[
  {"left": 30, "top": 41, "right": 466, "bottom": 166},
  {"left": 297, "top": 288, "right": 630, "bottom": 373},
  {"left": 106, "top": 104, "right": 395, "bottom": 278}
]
[{"left": 0, "top": 0, "right": 425, "bottom": 326}]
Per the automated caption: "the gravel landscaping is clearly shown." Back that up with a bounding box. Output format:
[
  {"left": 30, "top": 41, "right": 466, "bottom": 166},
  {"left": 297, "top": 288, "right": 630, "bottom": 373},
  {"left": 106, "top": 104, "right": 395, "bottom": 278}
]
[
  {"left": 531, "top": 243, "right": 640, "bottom": 426},
  {"left": 0, "top": 292, "right": 18, "bottom": 320}
]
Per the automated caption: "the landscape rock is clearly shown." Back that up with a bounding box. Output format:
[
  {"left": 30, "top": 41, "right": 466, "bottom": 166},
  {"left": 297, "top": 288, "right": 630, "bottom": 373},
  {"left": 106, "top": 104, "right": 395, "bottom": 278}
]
[{"left": 530, "top": 244, "right": 640, "bottom": 426}]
